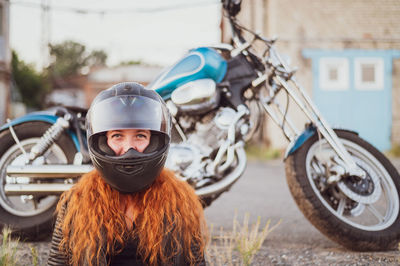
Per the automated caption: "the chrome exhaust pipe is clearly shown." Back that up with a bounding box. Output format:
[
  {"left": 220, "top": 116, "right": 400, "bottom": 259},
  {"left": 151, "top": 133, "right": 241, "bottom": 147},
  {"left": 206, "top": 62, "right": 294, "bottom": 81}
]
[
  {"left": 5, "top": 183, "right": 74, "bottom": 196},
  {"left": 6, "top": 164, "right": 93, "bottom": 178},
  {"left": 195, "top": 144, "right": 247, "bottom": 197},
  {"left": 5, "top": 164, "right": 93, "bottom": 196}
]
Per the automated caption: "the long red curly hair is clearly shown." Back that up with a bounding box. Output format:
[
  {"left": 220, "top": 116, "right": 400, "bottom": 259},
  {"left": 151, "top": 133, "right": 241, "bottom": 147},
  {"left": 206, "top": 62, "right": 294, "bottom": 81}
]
[{"left": 56, "top": 168, "right": 207, "bottom": 265}]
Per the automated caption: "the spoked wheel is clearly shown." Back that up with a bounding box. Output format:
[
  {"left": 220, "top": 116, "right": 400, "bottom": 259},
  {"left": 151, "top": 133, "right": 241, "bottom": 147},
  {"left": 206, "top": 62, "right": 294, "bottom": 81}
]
[
  {"left": 285, "top": 129, "right": 400, "bottom": 251},
  {"left": 0, "top": 122, "right": 77, "bottom": 240}
]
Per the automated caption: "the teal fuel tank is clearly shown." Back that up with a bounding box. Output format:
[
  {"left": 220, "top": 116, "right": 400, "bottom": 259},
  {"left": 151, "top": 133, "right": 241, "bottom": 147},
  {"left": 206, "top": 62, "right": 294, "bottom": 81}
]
[{"left": 147, "top": 47, "right": 227, "bottom": 99}]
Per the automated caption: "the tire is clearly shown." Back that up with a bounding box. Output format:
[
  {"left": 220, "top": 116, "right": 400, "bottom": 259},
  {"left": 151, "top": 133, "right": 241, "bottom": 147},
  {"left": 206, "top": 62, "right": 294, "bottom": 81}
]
[
  {"left": 285, "top": 129, "right": 400, "bottom": 251},
  {"left": 0, "top": 121, "right": 77, "bottom": 240}
]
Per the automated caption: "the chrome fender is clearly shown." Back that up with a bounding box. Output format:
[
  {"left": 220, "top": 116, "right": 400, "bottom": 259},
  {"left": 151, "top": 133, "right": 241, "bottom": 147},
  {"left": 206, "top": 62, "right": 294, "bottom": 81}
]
[{"left": 0, "top": 112, "right": 80, "bottom": 151}]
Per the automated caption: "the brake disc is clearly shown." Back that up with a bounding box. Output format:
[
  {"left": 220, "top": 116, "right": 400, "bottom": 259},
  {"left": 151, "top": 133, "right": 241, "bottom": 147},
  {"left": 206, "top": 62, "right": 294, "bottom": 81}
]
[{"left": 337, "top": 158, "right": 382, "bottom": 204}]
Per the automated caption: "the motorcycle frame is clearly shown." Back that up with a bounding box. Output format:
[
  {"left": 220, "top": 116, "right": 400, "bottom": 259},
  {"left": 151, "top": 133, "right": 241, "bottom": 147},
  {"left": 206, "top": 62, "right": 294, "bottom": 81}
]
[{"left": 225, "top": 13, "right": 365, "bottom": 179}]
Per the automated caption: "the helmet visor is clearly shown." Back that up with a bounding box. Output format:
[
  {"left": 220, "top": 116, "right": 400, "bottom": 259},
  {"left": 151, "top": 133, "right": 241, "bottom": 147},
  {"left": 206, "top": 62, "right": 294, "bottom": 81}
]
[{"left": 87, "top": 95, "right": 170, "bottom": 137}]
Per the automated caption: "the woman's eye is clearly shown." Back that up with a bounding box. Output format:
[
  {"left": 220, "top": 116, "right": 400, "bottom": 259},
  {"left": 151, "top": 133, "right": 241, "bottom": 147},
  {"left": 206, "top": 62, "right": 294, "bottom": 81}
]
[
  {"left": 111, "top": 134, "right": 122, "bottom": 139},
  {"left": 137, "top": 134, "right": 148, "bottom": 139}
]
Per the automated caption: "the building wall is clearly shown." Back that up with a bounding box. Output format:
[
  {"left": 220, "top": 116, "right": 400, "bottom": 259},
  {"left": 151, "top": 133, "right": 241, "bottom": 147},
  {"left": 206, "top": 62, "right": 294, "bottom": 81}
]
[
  {"left": 393, "top": 59, "right": 400, "bottom": 146},
  {"left": 225, "top": 0, "right": 400, "bottom": 149},
  {"left": 266, "top": 0, "right": 400, "bottom": 40}
]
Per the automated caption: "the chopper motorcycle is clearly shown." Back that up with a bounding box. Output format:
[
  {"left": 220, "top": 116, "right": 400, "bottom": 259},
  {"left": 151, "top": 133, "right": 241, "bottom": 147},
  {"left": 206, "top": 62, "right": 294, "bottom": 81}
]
[{"left": 1, "top": 0, "right": 400, "bottom": 251}]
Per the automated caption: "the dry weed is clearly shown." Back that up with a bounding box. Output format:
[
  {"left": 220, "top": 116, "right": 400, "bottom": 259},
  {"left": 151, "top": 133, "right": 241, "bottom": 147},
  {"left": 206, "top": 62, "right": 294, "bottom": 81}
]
[
  {"left": 0, "top": 227, "right": 19, "bottom": 266},
  {"left": 207, "top": 212, "right": 281, "bottom": 266}
]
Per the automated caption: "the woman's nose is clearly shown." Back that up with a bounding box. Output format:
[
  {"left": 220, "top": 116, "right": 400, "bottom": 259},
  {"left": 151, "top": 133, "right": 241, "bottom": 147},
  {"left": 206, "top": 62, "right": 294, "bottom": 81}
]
[{"left": 124, "top": 139, "right": 138, "bottom": 152}]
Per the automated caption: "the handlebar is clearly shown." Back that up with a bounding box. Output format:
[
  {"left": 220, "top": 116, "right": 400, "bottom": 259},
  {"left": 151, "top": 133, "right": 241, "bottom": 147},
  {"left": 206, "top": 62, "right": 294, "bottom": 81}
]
[
  {"left": 222, "top": 0, "right": 242, "bottom": 17},
  {"left": 222, "top": 0, "right": 295, "bottom": 79}
]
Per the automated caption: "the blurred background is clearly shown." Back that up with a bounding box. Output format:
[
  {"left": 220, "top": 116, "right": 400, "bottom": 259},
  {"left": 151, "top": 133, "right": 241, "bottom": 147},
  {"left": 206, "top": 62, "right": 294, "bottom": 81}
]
[{"left": 1, "top": 0, "right": 400, "bottom": 152}]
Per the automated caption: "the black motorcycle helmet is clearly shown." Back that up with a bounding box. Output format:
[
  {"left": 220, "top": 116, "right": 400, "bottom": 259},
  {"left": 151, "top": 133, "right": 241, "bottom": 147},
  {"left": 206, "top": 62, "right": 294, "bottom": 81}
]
[{"left": 86, "top": 82, "right": 171, "bottom": 193}]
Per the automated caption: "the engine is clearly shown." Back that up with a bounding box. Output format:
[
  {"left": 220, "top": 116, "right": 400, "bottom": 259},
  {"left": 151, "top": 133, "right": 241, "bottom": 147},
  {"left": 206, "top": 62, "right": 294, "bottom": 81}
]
[
  {"left": 165, "top": 107, "right": 239, "bottom": 187},
  {"left": 164, "top": 78, "right": 249, "bottom": 190}
]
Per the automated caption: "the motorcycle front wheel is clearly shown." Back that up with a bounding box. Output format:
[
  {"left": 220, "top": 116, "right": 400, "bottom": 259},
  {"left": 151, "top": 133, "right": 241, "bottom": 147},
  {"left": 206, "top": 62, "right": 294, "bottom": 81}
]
[
  {"left": 0, "top": 121, "right": 77, "bottom": 240},
  {"left": 285, "top": 129, "right": 400, "bottom": 251}
]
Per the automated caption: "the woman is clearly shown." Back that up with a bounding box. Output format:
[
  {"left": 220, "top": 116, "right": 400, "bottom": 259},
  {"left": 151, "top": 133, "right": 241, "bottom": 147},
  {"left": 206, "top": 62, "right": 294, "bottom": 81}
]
[{"left": 47, "top": 82, "right": 207, "bottom": 266}]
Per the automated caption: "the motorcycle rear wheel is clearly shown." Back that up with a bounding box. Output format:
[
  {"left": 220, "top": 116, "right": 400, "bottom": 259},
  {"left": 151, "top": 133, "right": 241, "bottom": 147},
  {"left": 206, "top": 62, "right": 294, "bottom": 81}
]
[
  {"left": 0, "top": 121, "right": 77, "bottom": 240},
  {"left": 285, "top": 129, "right": 400, "bottom": 251}
]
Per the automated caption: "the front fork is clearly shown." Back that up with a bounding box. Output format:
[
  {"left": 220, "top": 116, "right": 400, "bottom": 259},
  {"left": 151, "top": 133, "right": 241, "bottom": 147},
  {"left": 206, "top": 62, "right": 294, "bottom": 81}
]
[{"left": 258, "top": 74, "right": 365, "bottom": 181}]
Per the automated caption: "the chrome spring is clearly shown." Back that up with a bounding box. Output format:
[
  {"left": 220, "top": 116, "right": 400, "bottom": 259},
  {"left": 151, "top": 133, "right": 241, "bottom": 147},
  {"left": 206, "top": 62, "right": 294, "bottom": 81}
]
[{"left": 28, "top": 117, "right": 70, "bottom": 162}]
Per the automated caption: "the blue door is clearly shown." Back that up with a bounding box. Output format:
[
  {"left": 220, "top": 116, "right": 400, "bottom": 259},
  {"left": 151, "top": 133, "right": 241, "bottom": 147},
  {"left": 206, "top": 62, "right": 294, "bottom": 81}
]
[{"left": 303, "top": 49, "right": 400, "bottom": 151}]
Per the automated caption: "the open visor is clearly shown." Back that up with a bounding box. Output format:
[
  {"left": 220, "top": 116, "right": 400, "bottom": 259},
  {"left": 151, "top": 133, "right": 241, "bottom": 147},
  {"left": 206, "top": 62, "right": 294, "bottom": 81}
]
[{"left": 87, "top": 95, "right": 171, "bottom": 137}]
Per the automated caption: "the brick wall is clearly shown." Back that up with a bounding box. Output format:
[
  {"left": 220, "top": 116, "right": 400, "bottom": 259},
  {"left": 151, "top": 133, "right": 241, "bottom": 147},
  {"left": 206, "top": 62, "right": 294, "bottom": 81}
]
[{"left": 265, "top": 0, "right": 400, "bottom": 39}]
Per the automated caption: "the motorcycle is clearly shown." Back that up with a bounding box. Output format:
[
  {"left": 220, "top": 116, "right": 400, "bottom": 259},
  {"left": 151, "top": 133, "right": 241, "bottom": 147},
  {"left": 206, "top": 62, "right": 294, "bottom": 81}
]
[{"left": 1, "top": 0, "right": 400, "bottom": 251}]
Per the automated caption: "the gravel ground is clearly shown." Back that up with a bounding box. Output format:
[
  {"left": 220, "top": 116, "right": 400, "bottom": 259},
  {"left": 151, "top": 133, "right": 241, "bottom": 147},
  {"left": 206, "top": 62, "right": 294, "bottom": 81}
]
[
  {"left": 249, "top": 244, "right": 399, "bottom": 265},
  {"left": 6, "top": 237, "right": 399, "bottom": 265},
  {"left": 204, "top": 231, "right": 400, "bottom": 266}
]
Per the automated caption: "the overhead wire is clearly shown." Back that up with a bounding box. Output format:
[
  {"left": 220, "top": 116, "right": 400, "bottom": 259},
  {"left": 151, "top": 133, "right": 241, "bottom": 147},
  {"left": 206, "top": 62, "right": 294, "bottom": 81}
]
[{"left": 9, "top": 0, "right": 220, "bottom": 15}]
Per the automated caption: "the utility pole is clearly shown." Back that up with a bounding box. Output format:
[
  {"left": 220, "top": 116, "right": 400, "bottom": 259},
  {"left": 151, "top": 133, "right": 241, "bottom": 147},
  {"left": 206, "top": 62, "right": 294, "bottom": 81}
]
[
  {"left": 0, "top": 0, "right": 10, "bottom": 123},
  {"left": 40, "top": 0, "right": 51, "bottom": 69}
]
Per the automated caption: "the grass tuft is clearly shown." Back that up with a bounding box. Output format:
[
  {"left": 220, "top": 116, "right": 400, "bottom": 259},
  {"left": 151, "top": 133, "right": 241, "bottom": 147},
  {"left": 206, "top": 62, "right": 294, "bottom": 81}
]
[
  {"left": 245, "top": 144, "right": 282, "bottom": 161},
  {"left": 0, "top": 227, "right": 19, "bottom": 266},
  {"left": 207, "top": 213, "right": 281, "bottom": 265},
  {"left": 30, "top": 245, "right": 38, "bottom": 266},
  {"left": 387, "top": 144, "right": 400, "bottom": 158}
]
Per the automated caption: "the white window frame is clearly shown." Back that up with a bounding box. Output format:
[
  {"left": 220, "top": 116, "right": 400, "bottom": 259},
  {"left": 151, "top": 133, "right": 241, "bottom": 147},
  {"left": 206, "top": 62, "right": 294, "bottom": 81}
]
[
  {"left": 319, "top": 57, "right": 349, "bottom": 91},
  {"left": 354, "top": 57, "right": 384, "bottom": 90}
]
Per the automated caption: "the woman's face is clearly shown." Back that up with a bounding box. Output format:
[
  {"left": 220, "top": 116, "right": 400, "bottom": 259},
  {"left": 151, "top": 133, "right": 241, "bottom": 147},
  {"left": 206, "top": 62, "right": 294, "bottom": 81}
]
[{"left": 106, "top": 129, "right": 151, "bottom": 155}]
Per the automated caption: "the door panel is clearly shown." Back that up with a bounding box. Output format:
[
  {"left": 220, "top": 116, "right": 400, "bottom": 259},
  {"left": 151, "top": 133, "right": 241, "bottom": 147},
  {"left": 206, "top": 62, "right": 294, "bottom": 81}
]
[{"left": 303, "top": 50, "right": 397, "bottom": 151}]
